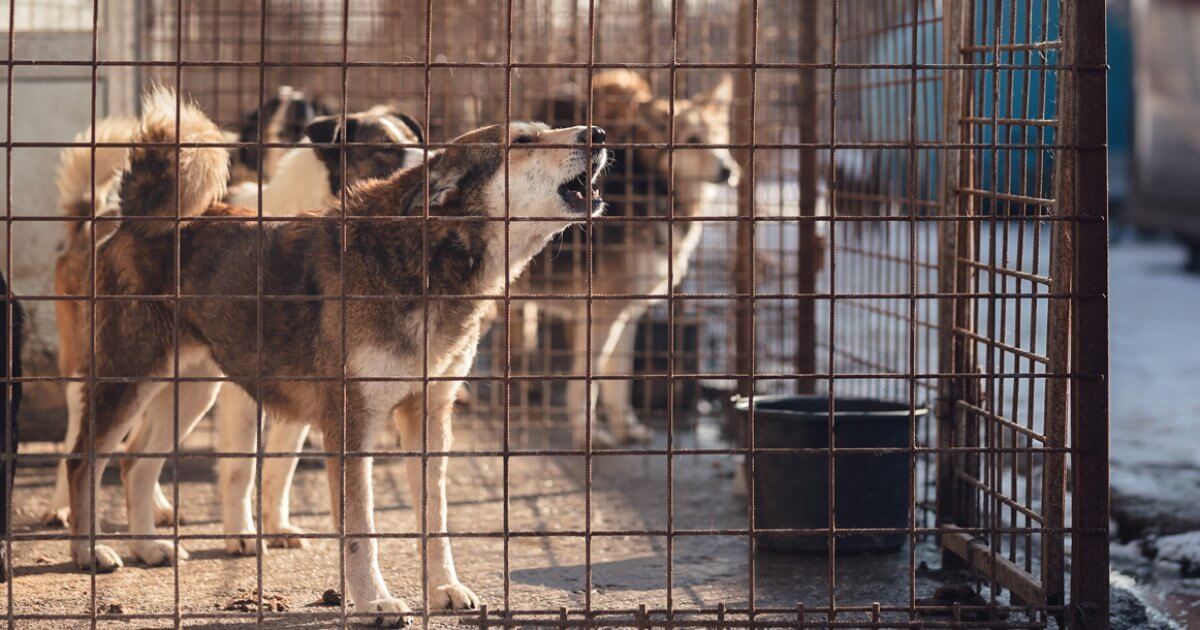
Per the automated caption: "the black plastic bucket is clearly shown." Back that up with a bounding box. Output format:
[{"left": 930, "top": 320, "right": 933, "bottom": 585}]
[{"left": 732, "top": 395, "right": 927, "bottom": 554}]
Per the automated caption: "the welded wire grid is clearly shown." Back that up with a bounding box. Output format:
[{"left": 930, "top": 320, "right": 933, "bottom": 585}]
[{"left": 0, "top": 0, "right": 1109, "bottom": 628}]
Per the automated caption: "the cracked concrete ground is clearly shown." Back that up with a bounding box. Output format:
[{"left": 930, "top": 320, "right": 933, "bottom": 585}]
[{"left": 6, "top": 410, "right": 967, "bottom": 628}]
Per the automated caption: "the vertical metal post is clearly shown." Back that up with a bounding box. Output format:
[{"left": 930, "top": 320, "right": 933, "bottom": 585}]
[
  {"left": 732, "top": 3, "right": 755, "bottom": 397},
  {"left": 1042, "top": 141, "right": 1072, "bottom": 616},
  {"left": 935, "top": 0, "right": 974, "bottom": 545},
  {"left": 794, "top": 0, "right": 820, "bottom": 394},
  {"left": 1061, "top": 0, "right": 1110, "bottom": 626}
]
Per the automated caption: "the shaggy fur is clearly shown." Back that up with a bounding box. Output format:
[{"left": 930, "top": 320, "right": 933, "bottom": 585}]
[
  {"left": 117, "top": 90, "right": 230, "bottom": 238},
  {"left": 63, "top": 88, "right": 606, "bottom": 624},
  {"left": 55, "top": 116, "right": 138, "bottom": 241}
]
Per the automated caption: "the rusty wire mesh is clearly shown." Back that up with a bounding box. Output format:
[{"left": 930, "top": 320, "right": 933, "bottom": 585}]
[{"left": 0, "top": 0, "right": 1107, "bottom": 627}]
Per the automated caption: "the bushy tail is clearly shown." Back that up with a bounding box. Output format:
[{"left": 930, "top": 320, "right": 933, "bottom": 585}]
[
  {"left": 116, "top": 88, "right": 228, "bottom": 237},
  {"left": 56, "top": 116, "right": 138, "bottom": 236}
]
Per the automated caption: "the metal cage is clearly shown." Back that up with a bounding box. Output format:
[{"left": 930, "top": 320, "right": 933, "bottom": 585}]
[{"left": 1, "top": 0, "right": 1108, "bottom": 627}]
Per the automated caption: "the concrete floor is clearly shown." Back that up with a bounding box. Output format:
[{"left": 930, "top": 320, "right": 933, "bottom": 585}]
[{"left": 5, "top": 410, "right": 987, "bottom": 628}]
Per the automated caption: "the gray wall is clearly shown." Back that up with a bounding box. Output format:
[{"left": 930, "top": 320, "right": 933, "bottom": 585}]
[{"left": 1, "top": 8, "right": 137, "bottom": 439}]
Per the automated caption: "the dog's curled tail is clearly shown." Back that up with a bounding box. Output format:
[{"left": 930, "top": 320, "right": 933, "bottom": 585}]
[
  {"left": 56, "top": 116, "right": 139, "bottom": 235},
  {"left": 117, "top": 87, "right": 228, "bottom": 238}
]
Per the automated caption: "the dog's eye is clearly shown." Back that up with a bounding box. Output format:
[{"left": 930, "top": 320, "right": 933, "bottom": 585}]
[
  {"left": 512, "top": 135, "right": 535, "bottom": 144},
  {"left": 685, "top": 135, "right": 703, "bottom": 144}
]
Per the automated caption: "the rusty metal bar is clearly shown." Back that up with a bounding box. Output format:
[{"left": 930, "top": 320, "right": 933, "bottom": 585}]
[
  {"left": 794, "top": 0, "right": 820, "bottom": 395},
  {"left": 942, "top": 527, "right": 1045, "bottom": 606},
  {"left": 1061, "top": 0, "right": 1111, "bottom": 626},
  {"left": 935, "top": 0, "right": 972, "bottom": 564}
]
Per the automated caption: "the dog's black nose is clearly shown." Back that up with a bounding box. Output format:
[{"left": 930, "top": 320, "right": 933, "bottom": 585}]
[
  {"left": 717, "top": 164, "right": 734, "bottom": 183},
  {"left": 580, "top": 126, "right": 606, "bottom": 144}
]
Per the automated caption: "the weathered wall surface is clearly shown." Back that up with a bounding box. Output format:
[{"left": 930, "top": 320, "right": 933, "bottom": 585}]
[{"left": 2, "top": 8, "right": 136, "bottom": 440}]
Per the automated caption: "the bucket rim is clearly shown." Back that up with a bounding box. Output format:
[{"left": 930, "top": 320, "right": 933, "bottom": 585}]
[{"left": 731, "top": 394, "right": 929, "bottom": 418}]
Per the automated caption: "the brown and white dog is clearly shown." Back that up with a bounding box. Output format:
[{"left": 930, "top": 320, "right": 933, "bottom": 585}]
[
  {"left": 48, "top": 103, "right": 427, "bottom": 558},
  {"left": 229, "top": 85, "right": 333, "bottom": 185},
  {"left": 523, "top": 70, "right": 739, "bottom": 447},
  {"left": 64, "top": 88, "right": 606, "bottom": 623}
]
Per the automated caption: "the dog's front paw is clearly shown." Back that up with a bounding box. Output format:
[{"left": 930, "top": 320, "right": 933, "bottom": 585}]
[
  {"left": 616, "top": 415, "right": 653, "bottom": 444},
  {"left": 433, "top": 582, "right": 480, "bottom": 610},
  {"left": 153, "top": 504, "right": 179, "bottom": 527},
  {"left": 367, "top": 597, "right": 413, "bottom": 627},
  {"left": 41, "top": 506, "right": 70, "bottom": 528},
  {"left": 266, "top": 523, "right": 308, "bottom": 549},
  {"left": 224, "top": 532, "right": 261, "bottom": 556},
  {"left": 72, "top": 543, "right": 123, "bottom": 573},
  {"left": 133, "top": 540, "right": 189, "bottom": 566},
  {"left": 573, "top": 424, "right": 618, "bottom": 450}
]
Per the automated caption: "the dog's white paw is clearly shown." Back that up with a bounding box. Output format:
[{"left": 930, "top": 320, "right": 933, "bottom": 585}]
[
  {"left": 224, "top": 533, "right": 261, "bottom": 556},
  {"left": 433, "top": 582, "right": 480, "bottom": 610},
  {"left": 366, "top": 597, "right": 413, "bottom": 627},
  {"left": 73, "top": 543, "right": 123, "bottom": 573},
  {"left": 266, "top": 523, "right": 308, "bottom": 549},
  {"left": 616, "top": 416, "right": 653, "bottom": 444},
  {"left": 573, "top": 425, "right": 618, "bottom": 450},
  {"left": 41, "top": 506, "right": 70, "bottom": 528},
  {"left": 133, "top": 540, "right": 189, "bottom": 566},
  {"left": 153, "top": 504, "right": 178, "bottom": 527}
]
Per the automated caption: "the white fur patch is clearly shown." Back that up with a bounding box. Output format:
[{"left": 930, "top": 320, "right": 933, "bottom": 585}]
[
  {"left": 348, "top": 345, "right": 419, "bottom": 420},
  {"left": 230, "top": 146, "right": 333, "bottom": 216}
]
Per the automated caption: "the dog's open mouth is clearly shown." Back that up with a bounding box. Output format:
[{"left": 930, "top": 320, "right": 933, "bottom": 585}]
[{"left": 558, "top": 169, "right": 603, "bottom": 213}]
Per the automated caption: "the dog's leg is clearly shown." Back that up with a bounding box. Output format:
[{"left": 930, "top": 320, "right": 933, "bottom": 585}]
[
  {"left": 215, "top": 385, "right": 309, "bottom": 552},
  {"left": 395, "top": 350, "right": 480, "bottom": 611},
  {"left": 597, "top": 313, "right": 652, "bottom": 443},
  {"left": 44, "top": 380, "right": 83, "bottom": 527},
  {"left": 151, "top": 478, "right": 175, "bottom": 526},
  {"left": 567, "top": 311, "right": 614, "bottom": 448},
  {"left": 122, "top": 363, "right": 220, "bottom": 566},
  {"left": 121, "top": 398, "right": 179, "bottom": 528},
  {"left": 68, "top": 380, "right": 163, "bottom": 573},
  {"left": 324, "top": 413, "right": 412, "bottom": 626},
  {"left": 215, "top": 384, "right": 261, "bottom": 556},
  {"left": 261, "top": 420, "right": 310, "bottom": 548}
]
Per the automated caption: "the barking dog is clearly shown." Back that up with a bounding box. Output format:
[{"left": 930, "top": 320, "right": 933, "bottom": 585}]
[
  {"left": 64, "top": 88, "right": 606, "bottom": 623},
  {"left": 212, "top": 104, "right": 428, "bottom": 554},
  {"left": 47, "top": 104, "right": 426, "bottom": 556},
  {"left": 523, "top": 70, "right": 739, "bottom": 447}
]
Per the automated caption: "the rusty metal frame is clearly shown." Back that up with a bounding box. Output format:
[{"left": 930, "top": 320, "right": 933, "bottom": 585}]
[{"left": 0, "top": 0, "right": 1108, "bottom": 628}]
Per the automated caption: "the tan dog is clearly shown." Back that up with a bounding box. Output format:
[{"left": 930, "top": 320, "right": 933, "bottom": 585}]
[
  {"left": 64, "top": 88, "right": 607, "bottom": 624},
  {"left": 522, "top": 70, "right": 740, "bottom": 447}
]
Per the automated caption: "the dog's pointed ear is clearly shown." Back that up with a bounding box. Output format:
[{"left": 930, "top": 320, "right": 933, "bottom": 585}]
[
  {"left": 394, "top": 112, "right": 424, "bottom": 145},
  {"left": 306, "top": 115, "right": 360, "bottom": 145},
  {"left": 428, "top": 162, "right": 464, "bottom": 207},
  {"left": 406, "top": 155, "right": 464, "bottom": 213},
  {"left": 696, "top": 75, "right": 734, "bottom": 108},
  {"left": 364, "top": 104, "right": 425, "bottom": 144},
  {"left": 634, "top": 99, "right": 672, "bottom": 139}
]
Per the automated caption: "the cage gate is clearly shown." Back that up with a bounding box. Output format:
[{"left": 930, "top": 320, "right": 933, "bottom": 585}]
[{"left": 1, "top": 0, "right": 1108, "bottom": 628}]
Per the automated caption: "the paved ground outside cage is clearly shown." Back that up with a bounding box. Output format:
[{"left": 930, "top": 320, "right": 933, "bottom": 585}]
[{"left": 1109, "top": 236, "right": 1200, "bottom": 630}]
